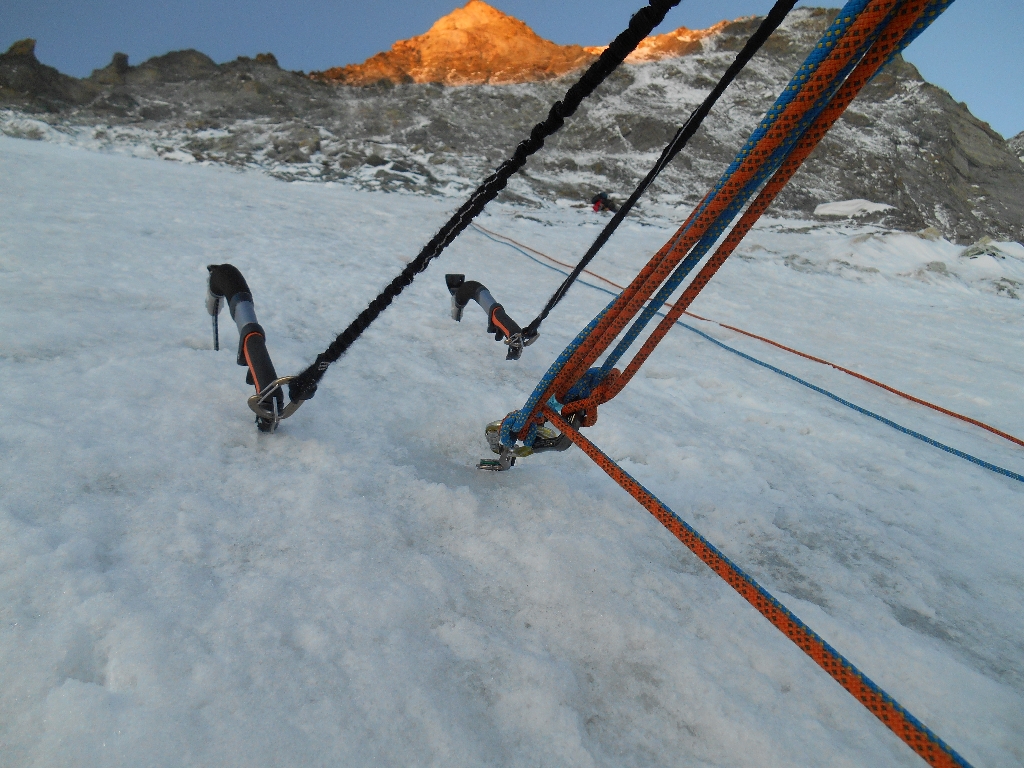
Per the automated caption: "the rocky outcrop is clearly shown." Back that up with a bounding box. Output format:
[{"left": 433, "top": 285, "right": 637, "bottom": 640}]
[
  {"left": 0, "top": 39, "right": 98, "bottom": 110},
  {"left": 89, "top": 52, "right": 130, "bottom": 85},
  {"left": 1009, "top": 131, "right": 1024, "bottom": 163},
  {"left": 586, "top": 20, "right": 732, "bottom": 62},
  {"left": 88, "top": 49, "right": 227, "bottom": 87},
  {"left": 310, "top": 0, "right": 596, "bottom": 86},
  {"left": 800, "top": 69, "right": 1024, "bottom": 242}
]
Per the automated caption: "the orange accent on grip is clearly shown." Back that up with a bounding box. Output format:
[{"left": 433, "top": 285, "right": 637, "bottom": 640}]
[
  {"left": 242, "top": 331, "right": 264, "bottom": 393},
  {"left": 489, "top": 308, "right": 512, "bottom": 339}
]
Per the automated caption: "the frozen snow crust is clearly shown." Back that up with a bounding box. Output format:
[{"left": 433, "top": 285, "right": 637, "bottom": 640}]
[
  {"left": 1, "top": 136, "right": 1023, "bottom": 766},
  {"left": 814, "top": 199, "right": 894, "bottom": 217}
]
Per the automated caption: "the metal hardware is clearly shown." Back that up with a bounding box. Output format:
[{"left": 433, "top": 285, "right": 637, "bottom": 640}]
[
  {"left": 247, "top": 375, "right": 305, "bottom": 430},
  {"left": 478, "top": 447, "right": 516, "bottom": 471},
  {"left": 478, "top": 411, "right": 578, "bottom": 470}
]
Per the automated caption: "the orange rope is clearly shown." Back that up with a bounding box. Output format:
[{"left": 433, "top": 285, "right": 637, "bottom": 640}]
[
  {"left": 543, "top": 404, "right": 967, "bottom": 768},
  {"left": 474, "top": 217, "right": 1023, "bottom": 449},
  {"left": 472, "top": 223, "right": 626, "bottom": 292},
  {"left": 242, "top": 332, "right": 265, "bottom": 393},
  {"left": 690, "top": 316, "right": 1024, "bottom": 449},
  {"left": 609, "top": 0, "right": 928, "bottom": 400},
  {"left": 546, "top": 0, "right": 901, "bottom": 405}
]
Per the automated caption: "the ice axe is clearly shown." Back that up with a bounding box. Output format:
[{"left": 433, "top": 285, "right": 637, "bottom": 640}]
[{"left": 206, "top": 264, "right": 308, "bottom": 432}]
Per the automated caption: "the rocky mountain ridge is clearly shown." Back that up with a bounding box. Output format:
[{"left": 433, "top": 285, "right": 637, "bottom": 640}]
[
  {"left": 591, "top": 20, "right": 733, "bottom": 64},
  {"left": 309, "top": 1, "right": 731, "bottom": 86},
  {"left": 311, "top": 0, "right": 594, "bottom": 86},
  {"left": 2, "top": 8, "right": 1023, "bottom": 245}
]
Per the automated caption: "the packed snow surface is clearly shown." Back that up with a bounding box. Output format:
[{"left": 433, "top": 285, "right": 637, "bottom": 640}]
[
  {"left": 1, "top": 137, "right": 1023, "bottom": 767},
  {"left": 814, "top": 199, "right": 895, "bottom": 217}
]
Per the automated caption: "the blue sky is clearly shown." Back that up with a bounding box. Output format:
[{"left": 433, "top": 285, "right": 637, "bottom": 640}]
[{"left": 3, "top": 1, "right": 1021, "bottom": 138}]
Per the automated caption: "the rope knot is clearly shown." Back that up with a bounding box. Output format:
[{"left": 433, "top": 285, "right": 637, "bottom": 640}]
[
  {"left": 500, "top": 410, "right": 546, "bottom": 448},
  {"left": 560, "top": 367, "right": 621, "bottom": 427}
]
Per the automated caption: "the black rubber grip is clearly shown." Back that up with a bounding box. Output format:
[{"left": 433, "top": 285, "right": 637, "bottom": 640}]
[
  {"left": 488, "top": 305, "right": 521, "bottom": 341},
  {"left": 451, "top": 278, "right": 488, "bottom": 311},
  {"left": 208, "top": 264, "right": 251, "bottom": 306}
]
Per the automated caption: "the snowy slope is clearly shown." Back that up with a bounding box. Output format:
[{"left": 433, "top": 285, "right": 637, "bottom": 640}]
[{"left": 1, "top": 136, "right": 1022, "bottom": 767}]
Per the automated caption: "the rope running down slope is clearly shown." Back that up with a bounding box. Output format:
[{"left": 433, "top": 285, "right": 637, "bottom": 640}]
[{"left": 471, "top": 223, "right": 1024, "bottom": 484}]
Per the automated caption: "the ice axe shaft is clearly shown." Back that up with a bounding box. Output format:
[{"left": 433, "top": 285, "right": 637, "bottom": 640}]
[
  {"left": 445, "top": 274, "right": 536, "bottom": 360},
  {"left": 207, "top": 264, "right": 289, "bottom": 431}
]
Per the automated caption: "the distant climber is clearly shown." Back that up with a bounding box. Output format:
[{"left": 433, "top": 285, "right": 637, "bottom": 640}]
[{"left": 591, "top": 191, "right": 618, "bottom": 213}]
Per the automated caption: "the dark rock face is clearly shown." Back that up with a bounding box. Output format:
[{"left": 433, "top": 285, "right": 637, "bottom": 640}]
[
  {"left": 1, "top": 10, "right": 1022, "bottom": 244},
  {"left": 0, "top": 39, "right": 98, "bottom": 110},
  {"left": 90, "top": 53, "right": 131, "bottom": 85},
  {"left": 780, "top": 59, "right": 1024, "bottom": 242}
]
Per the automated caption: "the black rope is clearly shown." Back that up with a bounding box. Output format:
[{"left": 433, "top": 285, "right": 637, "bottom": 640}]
[
  {"left": 522, "top": 0, "right": 798, "bottom": 340},
  {"left": 289, "top": 0, "right": 684, "bottom": 402}
]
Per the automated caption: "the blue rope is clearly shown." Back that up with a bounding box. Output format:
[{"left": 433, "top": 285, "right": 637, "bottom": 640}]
[
  {"left": 568, "top": 428, "right": 974, "bottom": 768},
  {"left": 681, "top": 0, "right": 875, "bottom": 230},
  {"left": 505, "top": 0, "right": 960, "bottom": 448},
  {"left": 472, "top": 225, "right": 1024, "bottom": 485},
  {"left": 505, "top": 0, "right": 877, "bottom": 430},
  {"left": 679, "top": 320, "right": 1024, "bottom": 484},
  {"left": 664, "top": 0, "right": 879, "bottom": 243},
  {"left": 478, "top": 225, "right": 977, "bottom": 766},
  {"left": 600, "top": 0, "right": 951, "bottom": 375}
]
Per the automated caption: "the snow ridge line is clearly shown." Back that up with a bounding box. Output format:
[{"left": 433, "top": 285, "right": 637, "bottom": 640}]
[
  {"left": 543, "top": 404, "right": 973, "bottom": 768},
  {"left": 470, "top": 224, "right": 1024, "bottom": 485}
]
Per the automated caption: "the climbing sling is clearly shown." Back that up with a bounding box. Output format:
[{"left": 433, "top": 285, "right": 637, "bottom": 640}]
[
  {"left": 207, "top": 0, "right": 688, "bottom": 422},
  {"left": 522, "top": 0, "right": 799, "bottom": 340}
]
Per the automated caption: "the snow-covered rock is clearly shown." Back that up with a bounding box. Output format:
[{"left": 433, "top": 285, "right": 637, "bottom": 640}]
[
  {"left": 2, "top": 8, "right": 1023, "bottom": 245},
  {"left": 814, "top": 199, "right": 894, "bottom": 217},
  {"left": 310, "top": 0, "right": 596, "bottom": 86},
  {"left": 1009, "top": 129, "right": 1024, "bottom": 163}
]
